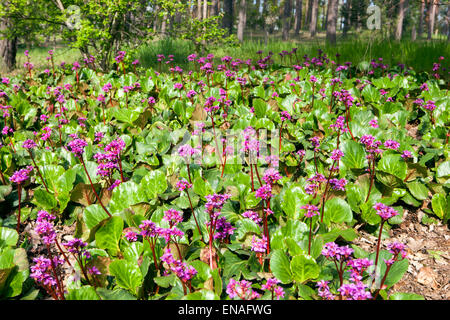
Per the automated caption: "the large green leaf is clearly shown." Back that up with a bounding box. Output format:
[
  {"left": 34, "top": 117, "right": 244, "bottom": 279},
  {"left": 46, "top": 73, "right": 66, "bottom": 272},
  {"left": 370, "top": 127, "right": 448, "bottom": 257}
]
[
  {"left": 431, "top": 193, "right": 448, "bottom": 221},
  {"left": 340, "top": 140, "right": 367, "bottom": 169},
  {"left": 109, "top": 181, "right": 146, "bottom": 213},
  {"left": 389, "top": 292, "right": 424, "bottom": 300},
  {"left": 139, "top": 170, "right": 168, "bottom": 200},
  {"left": 269, "top": 250, "right": 292, "bottom": 284},
  {"left": 436, "top": 161, "right": 450, "bottom": 178},
  {"left": 0, "top": 227, "right": 18, "bottom": 248},
  {"left": 84, "top": 204, "right": 110, "bottom": 230},
  {"left": 290, "top": 253, "right": 320, "bottom": 283},
  {"left": 66, "top": 286, "right": 100, "bottom": 300},
  {"left": 109, "top": 259, "right": 143, "bottom": 296},
  {"left": 281, "top": 185, "right": 310, "bottom": 219},
  {"left": 377, "top": 154, "right": 407, "bottom": 180},
  {"left": 33, "top": 188, "right": 57, "bottom": 210},
  {"left": 406, "top": 181, "right": 429, "bottom": 201},
  {"left": 323, "top": 197, "right": 353, "bottom": 225},
  {"left": 95, "top": 216, "right": 124, "bottom": 256}
]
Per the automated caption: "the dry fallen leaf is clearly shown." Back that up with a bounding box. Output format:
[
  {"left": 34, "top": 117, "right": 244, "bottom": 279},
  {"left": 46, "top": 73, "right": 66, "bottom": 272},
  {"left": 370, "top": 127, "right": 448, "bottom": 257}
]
[{"left": 416, "top": 267, "right": 438, "bottom": 288}]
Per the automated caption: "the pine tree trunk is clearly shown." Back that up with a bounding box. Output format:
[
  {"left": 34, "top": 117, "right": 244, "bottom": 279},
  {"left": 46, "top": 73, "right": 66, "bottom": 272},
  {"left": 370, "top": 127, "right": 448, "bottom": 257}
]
[
  {"left": 223, "top": 0, "right": 234, "bottom": 34},
  {"left": 294, "top": 0, "right": 303, "bottom": 35},
  {"left": 326, "top": 0, "right": 338, "bottom": 45},
  {"left": 237, "top": 0, "right": 247, "bottom": 42},
  {"left": 0, "top": 19, "right": 17, "bottom": 71},
  {"left": 198, "top": 0, "right": 203, "bottom": 20},
  {"left": 428, "top": 0, "right": 436, "bottom": 40},
  {"left": 395, "top": 0, "right": 405, "bottom": 40},
  {"left": 211, "top": 0, "right": 219, "bottom": 16},
  {"left": 306, "top": 0, "right": 313, "bottom": 27},
  {"left": 309, "top": 0, "right": 318, "bottom": 37},
  {"left": 447, "top": 4, "right": 450, "bottom": 41},
  {"left": 418, "top": 0, "right": 425, "bottom": 38},
  {"left": 203, "top": 0, "right": 208, "bottom": 19},
  {"left": 343, "top": 0, "right": 351, "bottom": 36},
  {"left": 282, "top": 0, "right": 292, "bottom": 41}
]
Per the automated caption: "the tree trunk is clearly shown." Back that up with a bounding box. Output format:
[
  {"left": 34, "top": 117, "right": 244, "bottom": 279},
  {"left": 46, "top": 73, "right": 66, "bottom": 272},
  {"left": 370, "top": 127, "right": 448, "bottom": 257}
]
[
  {"left": 326, "top": 0, "right": 338, "bottom": 45},
  {"left": 0, "top": 19, "right": 17, "bottom": 71},
  {"left": 428, "top": 0, "right": 436, "bottom": 40},
  {"left": 282, "top": 0, "right": 292, "bottom": 41},
  {"left": 211, "top": 0, "right": 219, "bottom": 16},
  {"left": 203, "top": 0, "right": 208, "bottom": 19},
  {"left": 294, "top": 0, "right": 303, "bottom": 35},
  {"left": 447, "top": 4, "right": 450, "bottom": 41},
  {"left": 237, "top": 0, "right": 247, "bottom": 42},
  {"left": 395, "top": 0, "right": 406, "bottom": 40},
  {"left": 223, "top": 0, "right": 234, "bottom": 34},
  {"left": 309, "top": 0, "right": 318, "bottom": 37},
  {"left": 197, "top": 0, "right": 202, "bottom": 20},
  {"left": 418, "top": 0, "right": 425, "bottom": 38},
  {"left": 306, "top": 0, "right": 313, "bottom": 27},
  {"left": 343, "top": 0, "right": 351, "bottom": 36}
]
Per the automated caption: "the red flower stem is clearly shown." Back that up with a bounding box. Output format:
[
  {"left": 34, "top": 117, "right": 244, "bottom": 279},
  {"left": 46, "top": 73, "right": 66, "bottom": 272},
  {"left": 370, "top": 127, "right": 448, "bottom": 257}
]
[
  {"left": 186, "top": 191, "right": 203, "bottom": 242},
  {"left": 210, "top": 114, "right": 223, "bottom": 170},
  {"left": 279, "top": 123, "right": 283, "bottom": 157},
  {"left": 313, "top": 151, "right": 318, "bottom": 174},
  {"left": 250, "top": 163, "right": 255, "bottom": 192},
  {"left": 9, "top": 136, "right": 16, "bottom": 153},
  {"left": 147, "top": 238, "right": 159, "bottom": 270},
  {"left": 365, "top": 158, "right": 376, "bottom": 203},
  {"left": 264, "top": 199, "right": 271, "bottom": 255},
  {"left": 253, "top": 164, "right": 263, "bottom": 186},
  {"left": 28, "top": 150, "right": 49, "bottom": 193},
  {"left": 80, "top": 158, "right": 111, "bottom": 217},
  {"left": 118, "top": 157, "right": 125, "bottom": 182},
  {"left": 74, "top": 254, "right": 92, "bottom": 287},
  {"left": 46, "top": 244, "right": 65, "bottom": 300},
  {"left": 372, "top": 255, "right": 398, "bottom": 300},
  {"left": 55, "top": 239, "right": 72, "bottom": 268},
  {"left": 208, "top": 217, "right": 214, "bottom": 270},
  {"left": 320, "top": 159, "right": 337, "bottom": 223},
  {"left": 16, "top": 184, "right": 22, "bottom": 234},
  {"left": 373, "top": 220, "right": 386, "bottom": 286},
  {"left": 102, "top": 103, "right": 106, "bottom": 125},
  {"left": 308, "top": 217, "right": 313, "bottom": 256},
  {"left": 186, "top": 164, "right": 192, "bottom": 184}
]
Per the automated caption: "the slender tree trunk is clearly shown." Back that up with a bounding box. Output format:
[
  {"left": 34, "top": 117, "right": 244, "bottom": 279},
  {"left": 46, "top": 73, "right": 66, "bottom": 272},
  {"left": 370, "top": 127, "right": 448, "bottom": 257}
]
[
  {"left": 237, "top": 0, "right": 247, "bottom": 42},
  {"left": 211, "top": 0, "right": 219, "bottom": 16},
  {"left": 428, "top": 0, "right": 436, "bottom": 40},
  {"left": 418, "top": 0, "right": 425, "bottom": 38},
  {"left": 309, "top": 0, "right": 318, "bottom": 37},
  {"left": 0, "top": 19, "right": 17, "bottom": 71},
  {"left": 395, "top": 0, "right": 406, "bottom": 40},
  {"left": 326, "top": 0, "right": 338, "bottom": 45},
  {"left": 203, "top": 0, "right": 208, "bottom": 19},
  {"left": 447, "top": 4, "right": 450, "bottom": 41},
  {"left": 223, "top": 0, "right": 234, "bottom": 34},
  {"left": 343, "top": 0, "right": 351, "bottom": 36},
  {"left": 197, "top": 0, "right": 202, "bottom": 19},
  {"left": 282, "top": 0, "right": 292, "bottom": 40},
  {"left": 294, "top": 0, "right": 303, "bottom": 34},
  {"left": 411, "top": 25, "right": 417, "bottom": 40},
  {"left": 160, "top": 16, "right": 167, "bottom": 37},
  {"left": 306, "top": 0, "right": 313, "bottom": 27}
]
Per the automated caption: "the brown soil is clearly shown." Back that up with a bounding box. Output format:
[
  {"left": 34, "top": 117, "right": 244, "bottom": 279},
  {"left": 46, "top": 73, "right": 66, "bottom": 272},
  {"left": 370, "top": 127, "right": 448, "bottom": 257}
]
[{"left": 353, "top": 209, "right": 450, "bottom": 300}]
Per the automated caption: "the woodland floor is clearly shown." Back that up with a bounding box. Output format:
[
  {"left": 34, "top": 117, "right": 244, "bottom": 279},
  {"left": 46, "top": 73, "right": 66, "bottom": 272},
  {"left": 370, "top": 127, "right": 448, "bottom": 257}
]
[{"left": 353, "top": 209, "right": 450, "bottom": 300}]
